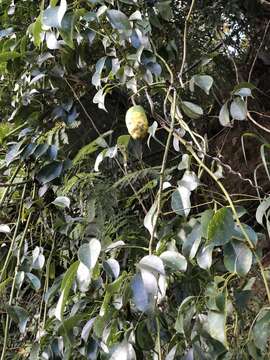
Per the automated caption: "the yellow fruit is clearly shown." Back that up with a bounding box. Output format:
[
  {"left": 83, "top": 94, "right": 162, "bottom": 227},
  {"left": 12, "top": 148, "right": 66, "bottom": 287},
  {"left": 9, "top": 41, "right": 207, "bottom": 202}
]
[{"left": 125, "top": 105, "right": 149, "bottom": 140}]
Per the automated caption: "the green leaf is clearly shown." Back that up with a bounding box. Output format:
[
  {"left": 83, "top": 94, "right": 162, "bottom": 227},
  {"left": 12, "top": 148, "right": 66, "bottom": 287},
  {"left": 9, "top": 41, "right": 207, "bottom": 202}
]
[
  {"left": 0, "top": 277, "right": 12, "bottom": 294},
  {"left": 31, "top": 16, "right": 43, "bottom": 47},
  {"left": 26, "top": 273, "right": 41, "bottom": 291},
  {"left": 107, "top": 10, "right": 131, "bottom": 30},
  {"left": 6, "top": 305, "right": 29, "bottom": 333},
  {"left": 207, "top": 208, "right": 234, "bottom": 246},
  {"left": 0, "top": 51, "right": 21, "bottom": 62},
  {"left": 103, "top": 258, "right": 120, "bottom": 280},
  {"left": 181, "top": 101, "right": 203, "bottom": 119},
  {"left": 0, "top": 224, "right": 11, "bottom": 234},
  {"left": 136, "top": 320, "right": 155, "bottom": 350},
  {"left": 144, "top": 200, "right": 158, "bottom": 237},
  {"left": 233, "top": 82, "right": 255, "bottom": 93},
  {"left": 192, "top": 75, "right": 213, "bottom": 95},
  {"left": 52, "top": 196, "right": 70, "bottom": 208},
  {"left": 256, "top": 196, "right": 270, "bottom": 225},
  {"left": 201, "top": 209, "right": 214, "bottom": 238},
  {"left": 110, "top": 341, "right": 136, "bottom": 360},
  {"left": 73, "top": 131, "right": 111, "bottom": 165},
  {"left": 160, "top": 251, "right": 187, "bottom": 272},
  {"left": 230, "top": 97, "right": 247, "bottom": 120},
  {"left": 55, "top": 261, "right": 79, "bottom": 321},
  {"left": 36, "top": 161, "right": 63, "bottom": 184},
  {"left": 219, "top": 102, "right": 231, "bottom": 127},
  {"left": 131, "top": 271, "right": 157, "bottom": 312},
  {"left": 207, "top": 311, "right": 227, "bottom": 347},
  {"left": 182, "top": 224, "right": 202, "bottom": 260},
  {"left": 59, "top": 12, "right": 75, "bottom": 48},
  {"left": 78, "top": 239, "right": 101, "bottom": 270},
  {"left": 197, "top": 245, "right": 213, "bottom": 270},
  {"left": 234, "top": 88, "right": 252, "bottom": 97},
  {"left": 42, "top": 0, "right": 67, "bottom": 28},
  {"left": 157, "top": 1, "right": 173, "bottom": 21},
  {"left": 223, "top": 240, "right": 252, "bottom": 276},
  {"left": 171, "top": 186, "right": 191, "bottom": 217},
  {"left": 252, "top": 309, "right": 270, "bottom": 351},
  {"left": 138, "top": 255, "right": 165, "bottom": 275}
]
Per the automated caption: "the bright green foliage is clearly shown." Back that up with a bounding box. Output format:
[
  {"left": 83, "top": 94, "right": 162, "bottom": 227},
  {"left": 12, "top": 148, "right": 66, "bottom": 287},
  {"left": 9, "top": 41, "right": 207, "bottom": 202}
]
[{"left": 1, "top": 0, "right": 270, "bottom": 359}]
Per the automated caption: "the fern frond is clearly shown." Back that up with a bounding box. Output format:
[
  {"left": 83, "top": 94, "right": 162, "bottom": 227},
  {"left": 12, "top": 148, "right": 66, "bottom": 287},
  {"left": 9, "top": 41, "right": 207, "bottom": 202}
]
[
  {"left": 112, "top": 166, "right": 160, "bottom": 189},
  {"left": 73, "top": 130, "right": 113, "bottom": 165}
]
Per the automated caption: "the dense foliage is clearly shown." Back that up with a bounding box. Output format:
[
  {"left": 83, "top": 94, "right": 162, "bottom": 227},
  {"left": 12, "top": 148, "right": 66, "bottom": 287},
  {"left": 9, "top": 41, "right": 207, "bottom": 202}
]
[{"left": 1, "top": 0, "right": 270, "bottom": 359}]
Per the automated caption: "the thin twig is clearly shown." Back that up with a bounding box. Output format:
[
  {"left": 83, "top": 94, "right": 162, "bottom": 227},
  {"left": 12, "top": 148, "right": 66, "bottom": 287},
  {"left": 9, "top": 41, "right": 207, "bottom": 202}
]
[
  {"left": 179, "top": 0, "right": 196, "bottom": 87},
  {"left": 248, "top": 20, "right": 270, "bottom": 82},
  {"left": 162, "top": 123, "right": 270, "bottom": 304},
  {"left": 148, "top": 89, "right": 176, "bottom": 254}
]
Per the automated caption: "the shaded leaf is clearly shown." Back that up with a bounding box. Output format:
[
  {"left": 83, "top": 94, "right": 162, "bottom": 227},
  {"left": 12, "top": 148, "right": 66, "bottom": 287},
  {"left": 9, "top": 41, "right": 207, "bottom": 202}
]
[
  {"left": 36, "top": 161, "right": 63, "bottom": 184},
  {"left": 223, "top": 240, "right": 252, "bottom": 276},
  {"left": 6, "top": 305, "right": 29, "bottom": 333},
  {"left": 107, "top": 10, "right": 131, "bottom": 30},
  {"left": 181, "top": 101, "right": 203, "bottom": 119}
]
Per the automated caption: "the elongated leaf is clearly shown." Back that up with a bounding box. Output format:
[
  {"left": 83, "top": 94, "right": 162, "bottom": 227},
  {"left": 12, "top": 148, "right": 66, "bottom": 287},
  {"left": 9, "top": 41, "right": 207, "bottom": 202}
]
[
  {"left": 107, "top": 10, "right": 131, "bottom": 30},
  {"left": 103, "top": 258, "right": 120, "bottom": 280},
  {"left": 181, "top": 101, "right": 203, "bottom": 119},
  {"left": 252, "top": 309, "right": 270, "bottom": 351},
  {"left": 55, "top": 261, "right": 79, "bottom": 321},
  {"left": 36, "top": 161, "right": 63, "bottom": 184},
  {"left": 26, "top": 273, "right": 41, "bottom": 291},
  {"left": 131, "top": 271, "right": 157, "bottom": 312},
  {"left": 207, "top": 208, "right": 234, "bottom": 246},
  {"left": 197, "top": 245, "right": 213, "bottom": 270},
  {"left": 144, "top": 200, "right": 158, "bottom": 237},
  {"left": 183, "top": 224, "right": 202, "bottom": 260},
  {"left": 171, "top": 186, "right": 191, "bottom": 217},
  {"left": 219, "top": 102, "right": 231, "bottom": 127},
  {"left": 223, "top": 240, "right": 252, "bottom": 276},
  {"left": 207, "top": 311, "right": 227, "bottom": 346}
]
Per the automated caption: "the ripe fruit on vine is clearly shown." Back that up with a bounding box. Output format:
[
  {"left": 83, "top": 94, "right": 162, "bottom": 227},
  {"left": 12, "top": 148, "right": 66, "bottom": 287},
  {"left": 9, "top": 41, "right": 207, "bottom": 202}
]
[{"left": 125, "top": 105, "right": 149, "bottom": 140}]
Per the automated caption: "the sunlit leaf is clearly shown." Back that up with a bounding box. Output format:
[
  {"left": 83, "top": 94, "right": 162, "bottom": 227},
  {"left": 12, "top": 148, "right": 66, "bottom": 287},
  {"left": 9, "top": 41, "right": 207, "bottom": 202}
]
[
  {"left": 78, "top": 239, "right": 101, "bottom": 270},
  {"left": 55, "top": 261, "right": 79, "bottom": 321},
  {"left": 160, "top": 251, "right": 187, "bottom": 272}
]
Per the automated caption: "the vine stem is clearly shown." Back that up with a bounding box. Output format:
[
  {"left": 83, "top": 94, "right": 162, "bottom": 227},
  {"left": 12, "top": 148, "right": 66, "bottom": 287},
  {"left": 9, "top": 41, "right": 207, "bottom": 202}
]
[
  {"left": 156, "top": 316, "right": 162, "bottom": 360},
  {"left": 166, "top": 127, "right": 270, "bottom": 304},
  {"left": 0, "top": 182, "right": 27, "bottom": 283},
  {"left": 0, "top": 164, "right": 21, "bottom": 207},
  {"left": 1, "top": 212, "right": 32, "bottom": 360},
  {"left": 179, "top": 0, "right": 196, "bottom": 87},
  {"left": 149, "top": 89, "right": 176, "bottom": 254}
]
